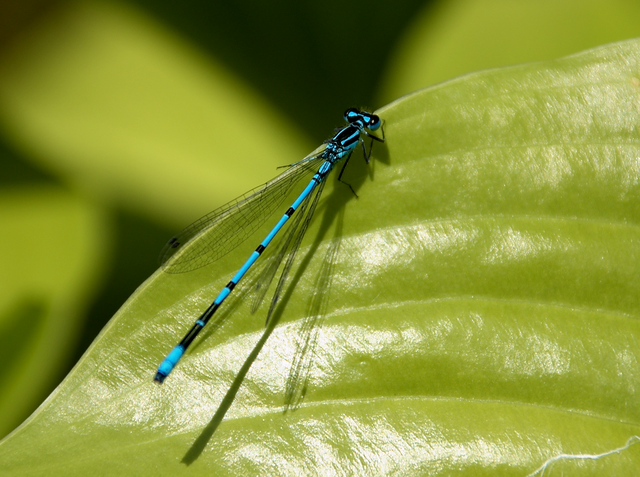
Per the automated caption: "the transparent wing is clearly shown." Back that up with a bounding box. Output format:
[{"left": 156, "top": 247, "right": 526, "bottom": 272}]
[
  {"left": 284, "top": 215, "right": 341, "bottom": 410},
  {"left": 250, "top": 185, "right": 314, "bottom": 314},
  {"left": 160, "top": 151, "right": 326, "bottom": 273},
  {"left": 263, "top": 179, "right": 327, "bottom": 323}
]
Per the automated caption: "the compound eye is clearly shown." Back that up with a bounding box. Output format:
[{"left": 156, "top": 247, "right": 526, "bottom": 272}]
[
  {"left": 343, "top": 107, "right": 359, "bottom": 122},
  {"left": 368, "top": 115, "right": 381, "bottom": 130}
]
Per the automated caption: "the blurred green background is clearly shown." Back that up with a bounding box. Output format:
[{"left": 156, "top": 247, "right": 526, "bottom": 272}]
[{"left": 1, "top": 0, "right": 640, "bottom": 441}]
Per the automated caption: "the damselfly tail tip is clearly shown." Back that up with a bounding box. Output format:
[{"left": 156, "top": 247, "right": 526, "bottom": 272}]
[{"left": 154, "top": 345, "right": 184, "bottom": 383}]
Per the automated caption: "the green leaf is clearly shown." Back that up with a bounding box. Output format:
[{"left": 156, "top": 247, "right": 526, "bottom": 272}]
[{"left": 2, "top": 39, "right": 640, "bottom": 475}]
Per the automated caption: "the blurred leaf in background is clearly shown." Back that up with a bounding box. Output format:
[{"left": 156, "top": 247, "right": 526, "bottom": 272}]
[
  {"left": 0, "top": 185, "right": 108, "bottom": 442},
  {"left": 380, "top": 0, "right": 640, "bottom": 101},
  {"left": 0, "top": 0, "right": 639, "bottom": 473}
]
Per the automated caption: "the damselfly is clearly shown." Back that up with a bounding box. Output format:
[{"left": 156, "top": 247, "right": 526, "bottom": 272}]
[{"left": 155, "top": 108, "right": 385, "bottom": 383}]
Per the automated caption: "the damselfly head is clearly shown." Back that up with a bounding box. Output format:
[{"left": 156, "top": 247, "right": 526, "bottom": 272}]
[
  {"left": 343, "top": 108, "right": 381, "bottom": 131},
  {"left": 366, "top": 114, "right": 381, "bottom": 131}
]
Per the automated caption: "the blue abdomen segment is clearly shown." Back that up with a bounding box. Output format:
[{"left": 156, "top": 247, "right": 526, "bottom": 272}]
[
  {"left": 154, "top": 344, "right": 185, "bottom": 383},
  {"left": 214, "top": 286, "right": 231, "bottom": 305}
]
